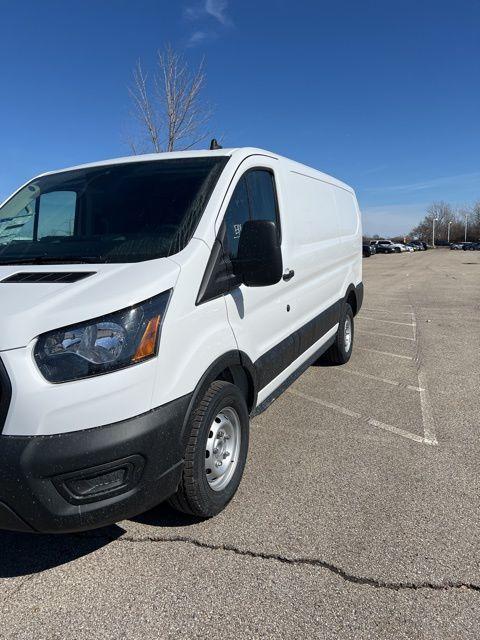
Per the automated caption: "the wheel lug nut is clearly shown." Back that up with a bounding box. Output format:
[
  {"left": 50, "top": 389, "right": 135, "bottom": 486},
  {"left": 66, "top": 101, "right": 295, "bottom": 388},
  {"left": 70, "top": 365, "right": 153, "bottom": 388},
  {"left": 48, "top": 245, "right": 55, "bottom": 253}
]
[
  {"left": 213, "top": 448, "right": 218, "bottom": 454},
  {"left": 215, "top": 461, "right": 222, "bottom": 467},
  {"left": 223, "top": 452, "right": 230, "bottom": 459},
  {"left": 218, "top": 431, "right": 224, "bottom": 438}
]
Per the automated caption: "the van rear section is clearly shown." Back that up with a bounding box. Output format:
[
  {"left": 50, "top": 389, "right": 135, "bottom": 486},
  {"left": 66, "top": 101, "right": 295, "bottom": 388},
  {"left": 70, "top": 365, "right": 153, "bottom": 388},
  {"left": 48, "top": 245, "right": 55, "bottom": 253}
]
[{"left": 0, "top": 147, "right": 362, "bottom": 533}]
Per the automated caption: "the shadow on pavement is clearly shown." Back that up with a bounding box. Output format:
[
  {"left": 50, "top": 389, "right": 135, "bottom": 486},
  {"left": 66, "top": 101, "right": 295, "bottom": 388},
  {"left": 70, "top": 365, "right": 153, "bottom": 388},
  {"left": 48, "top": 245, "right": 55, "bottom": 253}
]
[
  {"left": 0, "top": 502, "right": 201, "bottom": 579},
  {"left": 131, "top": 501, "right": 204, "bottom": 527},
  {"left": 0, "top": 524, "right": 124, "bottom": 578}
]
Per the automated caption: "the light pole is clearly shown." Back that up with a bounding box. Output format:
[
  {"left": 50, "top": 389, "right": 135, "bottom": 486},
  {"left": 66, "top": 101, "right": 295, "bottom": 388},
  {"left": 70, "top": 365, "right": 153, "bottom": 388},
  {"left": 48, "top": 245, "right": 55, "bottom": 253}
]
[
  {"left": 465, "top": 213, "right": 468, "bottom": 242},
  {"left": 447, "top": 220, "right": 452, "bottom": 243},
  {"left": 432, "top": 217, "right": 438, "bottom": 247}
]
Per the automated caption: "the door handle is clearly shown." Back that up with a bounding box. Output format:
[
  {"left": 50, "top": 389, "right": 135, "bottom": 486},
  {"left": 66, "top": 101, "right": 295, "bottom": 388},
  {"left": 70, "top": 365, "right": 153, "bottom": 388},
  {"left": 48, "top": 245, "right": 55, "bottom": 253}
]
[{"left": 282, "top": 269, "right": 295, "bottom": 281}]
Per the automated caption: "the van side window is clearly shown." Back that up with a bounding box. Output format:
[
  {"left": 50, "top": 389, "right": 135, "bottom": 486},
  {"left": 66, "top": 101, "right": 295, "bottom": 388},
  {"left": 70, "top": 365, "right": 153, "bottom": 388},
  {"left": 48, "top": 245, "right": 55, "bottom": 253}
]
[
  {"left": 223, "top": 176, "right": 250, "bottom": 259},
  {"left": 246, "top": 170, "right": 278, "bottom": 226}
]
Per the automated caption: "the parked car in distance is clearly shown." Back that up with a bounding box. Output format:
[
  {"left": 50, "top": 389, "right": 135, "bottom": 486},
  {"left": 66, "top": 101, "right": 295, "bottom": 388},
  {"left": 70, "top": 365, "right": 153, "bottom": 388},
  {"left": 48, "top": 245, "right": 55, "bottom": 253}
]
[
  {"left": 410, "top": 241, "right": 427, "bottom": 250},
  {"left": 463, "top": 242, "right": 480, "bottom": 251},
  {"left": 372, "top": 240, "right": 403, "bottom": 253},
  {"left": 401, "top": 244, "right": 414, "bottom": 252},
  {"left": 363, "top": 244, "right": 373, "bottom": 257},
  {"left": 371, "top": 241, "right": 396, "bottom": 254},
  {"left": 0, "top": 146, "right": 363, "bottom": 533},
  {"left": 451, "top": 242, "right": 469, "bottom": 250},
  {"left": 406, "top": 242, "right": 422, "bottom": 251}
]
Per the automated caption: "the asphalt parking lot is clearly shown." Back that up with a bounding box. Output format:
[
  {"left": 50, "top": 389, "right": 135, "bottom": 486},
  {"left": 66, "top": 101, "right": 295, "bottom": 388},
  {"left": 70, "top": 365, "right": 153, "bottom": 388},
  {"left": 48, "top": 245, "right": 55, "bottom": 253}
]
[{"left": 1, "top": 249, "right": 479, "bottom": 639}]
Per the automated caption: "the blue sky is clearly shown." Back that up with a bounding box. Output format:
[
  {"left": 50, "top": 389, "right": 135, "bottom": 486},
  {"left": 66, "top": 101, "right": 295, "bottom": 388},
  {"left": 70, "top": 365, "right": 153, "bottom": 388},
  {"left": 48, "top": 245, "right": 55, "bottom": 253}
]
[{"left": 1, "top": 0, "right": 479, "bottom": 235}]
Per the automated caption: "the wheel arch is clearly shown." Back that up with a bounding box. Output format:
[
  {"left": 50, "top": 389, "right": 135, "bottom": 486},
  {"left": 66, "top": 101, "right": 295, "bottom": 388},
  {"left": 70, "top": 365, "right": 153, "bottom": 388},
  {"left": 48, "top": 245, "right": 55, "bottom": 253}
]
[
  {"left": 344, "top": 283, "right": 359, "bottom": 316},
  {"left": 180, "top": 351, "right": 258, "bottom": 451}
]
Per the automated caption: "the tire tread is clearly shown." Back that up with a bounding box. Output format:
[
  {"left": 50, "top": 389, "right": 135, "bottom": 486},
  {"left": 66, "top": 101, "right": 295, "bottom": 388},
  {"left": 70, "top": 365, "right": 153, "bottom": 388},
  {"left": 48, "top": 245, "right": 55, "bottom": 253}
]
[
  {"left": 321, "top": 302, "right": 354, "bottom": 365},
  {"left": 169, "top": 380, "right": 238, "bottom": 517}
]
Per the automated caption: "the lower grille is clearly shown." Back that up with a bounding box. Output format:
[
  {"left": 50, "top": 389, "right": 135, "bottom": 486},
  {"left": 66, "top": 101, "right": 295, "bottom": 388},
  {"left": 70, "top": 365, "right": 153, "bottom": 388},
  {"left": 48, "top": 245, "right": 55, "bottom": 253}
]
[{"left": 0, "top": 358, "right": 12, "bottom": 433}]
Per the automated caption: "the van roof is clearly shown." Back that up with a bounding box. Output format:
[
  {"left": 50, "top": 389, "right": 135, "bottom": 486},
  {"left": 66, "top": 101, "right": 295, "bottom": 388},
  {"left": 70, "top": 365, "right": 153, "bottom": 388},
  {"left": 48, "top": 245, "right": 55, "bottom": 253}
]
[{"left": 37, "top": 147, "right": 353, "bottom": 193}]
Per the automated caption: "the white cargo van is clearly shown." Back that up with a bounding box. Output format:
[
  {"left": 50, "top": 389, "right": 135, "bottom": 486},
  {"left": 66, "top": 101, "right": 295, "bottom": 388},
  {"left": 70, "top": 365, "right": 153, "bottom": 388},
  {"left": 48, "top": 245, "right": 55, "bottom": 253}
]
[{"left": 0, "top": 147, "right": 362, "bottom": 532}]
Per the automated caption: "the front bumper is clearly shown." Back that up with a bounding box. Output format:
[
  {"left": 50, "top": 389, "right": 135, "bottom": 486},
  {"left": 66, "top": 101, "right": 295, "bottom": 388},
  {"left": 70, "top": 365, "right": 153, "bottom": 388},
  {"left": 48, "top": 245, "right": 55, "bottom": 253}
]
[{"left": 0, "top": 394, "right": 191, "bottom": 533}]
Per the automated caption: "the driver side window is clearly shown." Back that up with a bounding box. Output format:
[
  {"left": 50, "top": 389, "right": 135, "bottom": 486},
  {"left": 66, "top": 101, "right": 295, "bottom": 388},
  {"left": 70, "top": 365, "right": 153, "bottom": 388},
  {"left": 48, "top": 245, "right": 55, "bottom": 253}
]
[
  {"left": 223, "top": 177, "right": 250, "bottom": 260},
  {"left": 223, "top": 169, "right": 280, "bottom": 259}
]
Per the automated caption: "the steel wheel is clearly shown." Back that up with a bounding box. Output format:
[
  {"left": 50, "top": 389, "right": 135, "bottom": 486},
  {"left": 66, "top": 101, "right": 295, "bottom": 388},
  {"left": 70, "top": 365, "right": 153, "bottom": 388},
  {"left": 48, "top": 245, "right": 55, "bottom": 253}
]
[
  {"left": 205, "top": 407, "right": 241, "bottom": 492},
  {"left": 344, "top": 315, "right": 352, "bottom": 353}
]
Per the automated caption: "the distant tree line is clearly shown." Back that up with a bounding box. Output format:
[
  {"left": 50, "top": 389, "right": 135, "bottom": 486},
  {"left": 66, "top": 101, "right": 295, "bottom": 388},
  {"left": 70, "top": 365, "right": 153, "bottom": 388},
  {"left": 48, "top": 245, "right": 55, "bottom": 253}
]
[
  {"left": 408, "top": 201, "right": 480, "bottom": 244},
  {"left": 364, "top": 200, "right": 480, "bottom": 244}
]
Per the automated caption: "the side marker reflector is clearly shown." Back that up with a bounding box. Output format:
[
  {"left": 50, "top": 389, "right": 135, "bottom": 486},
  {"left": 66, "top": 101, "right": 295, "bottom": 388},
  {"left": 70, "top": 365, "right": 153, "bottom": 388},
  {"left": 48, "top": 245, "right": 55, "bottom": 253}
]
[{"left": 132, "top": 315, "right": 161, "bottom": 362}]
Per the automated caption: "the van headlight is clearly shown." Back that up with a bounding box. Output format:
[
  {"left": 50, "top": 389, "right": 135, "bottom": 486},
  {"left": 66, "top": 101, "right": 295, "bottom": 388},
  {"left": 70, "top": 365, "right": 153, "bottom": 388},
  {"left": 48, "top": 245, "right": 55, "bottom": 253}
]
[{"left": 34, "top": 291, "right": 171, "bottom": 383}]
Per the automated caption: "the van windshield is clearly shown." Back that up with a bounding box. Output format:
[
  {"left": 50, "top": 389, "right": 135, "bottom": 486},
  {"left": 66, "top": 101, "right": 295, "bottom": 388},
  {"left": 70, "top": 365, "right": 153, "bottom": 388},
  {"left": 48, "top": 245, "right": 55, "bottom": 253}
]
[{"left": 0, "top": 157, "right": 228, "bottom": 264}]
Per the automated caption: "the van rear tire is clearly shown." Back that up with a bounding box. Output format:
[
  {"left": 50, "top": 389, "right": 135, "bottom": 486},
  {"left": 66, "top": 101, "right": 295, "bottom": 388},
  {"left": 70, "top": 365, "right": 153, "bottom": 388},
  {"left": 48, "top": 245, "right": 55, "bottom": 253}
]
[
  {"left": 169, "top": 381, "right": 249, "bottom": 518},
  {"left": 320, "top": 303, "right": 354, "bottom": 365}
]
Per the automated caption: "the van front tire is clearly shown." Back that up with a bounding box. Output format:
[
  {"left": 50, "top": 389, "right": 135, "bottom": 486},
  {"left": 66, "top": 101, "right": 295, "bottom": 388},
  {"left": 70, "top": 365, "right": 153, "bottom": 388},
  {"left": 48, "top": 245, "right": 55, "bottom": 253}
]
[
  {"left": 321, "top": 302, "right": 354, "bottom": 365},
  {"left": 169, "top": 381, "right": 249, "bottom": 518}
]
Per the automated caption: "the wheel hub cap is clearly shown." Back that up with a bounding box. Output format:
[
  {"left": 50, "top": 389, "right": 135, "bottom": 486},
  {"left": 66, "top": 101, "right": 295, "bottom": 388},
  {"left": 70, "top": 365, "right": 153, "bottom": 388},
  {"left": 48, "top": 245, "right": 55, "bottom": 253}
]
[
  {"left": 344, "top": 316, "right": 352, "bottom": 352},
  {"left": 205, "top": 407, "right": 241, "bottom": 492}
]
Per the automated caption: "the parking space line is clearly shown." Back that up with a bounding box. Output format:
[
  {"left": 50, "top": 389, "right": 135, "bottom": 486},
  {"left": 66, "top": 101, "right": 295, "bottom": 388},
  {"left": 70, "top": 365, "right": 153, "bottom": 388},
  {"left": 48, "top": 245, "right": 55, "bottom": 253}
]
[
  {"left": 364, "top": 303, "right": 414, "bottom": 310},
  {"left": 288, "top": 389, "right": 436, "bottom": 445},
  {"left": 363, "top": 308, "right": 414, "bottom": 316},
  {"left": 290, "top": 392, "right": 362, "bottom": 419},
  {"left": 418, "top": 377, "right": 438, "bottom": 445},
  {"left": 410, "top": 309, "right": 438, "bottom": 446},
  {"left": 355, "top": 346, "right": 414, "bottom": 360},
  {"left": 356, "top": 329, "right": 415, "bottom": 341},
  {"left": 359, "top": 316, "right": 416, "bottom": 327},
  {"left": 364, "top": 298, "right": 413, "bottom": 307},
  {"left": 334, "top": 367, "right": 424, "bottom": 392},
  {"left": 366, "top": 417, "right": 428, "bottom": 444}
]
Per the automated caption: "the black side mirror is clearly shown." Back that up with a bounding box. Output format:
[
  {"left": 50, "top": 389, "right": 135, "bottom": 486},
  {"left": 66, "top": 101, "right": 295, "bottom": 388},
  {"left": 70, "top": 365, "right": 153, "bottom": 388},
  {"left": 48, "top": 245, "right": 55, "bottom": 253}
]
[{"left": 234, "top": 220, "right": 283, "bottom": 287}]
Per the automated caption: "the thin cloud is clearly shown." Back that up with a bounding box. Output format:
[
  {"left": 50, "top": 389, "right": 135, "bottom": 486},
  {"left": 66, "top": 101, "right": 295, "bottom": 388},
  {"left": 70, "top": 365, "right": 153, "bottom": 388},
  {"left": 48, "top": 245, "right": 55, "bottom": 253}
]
[
  {"left": 187, "top": 30, "right": 212, "bottom": 47},
  {"left": 365, "top": 171, "right": 480, "bottom": 194},
  {"left": 359, "top": 164, "right": 388, "bottom": 177},
  {"left": 205, "top": 0, "right": 232, "bottom": 26},
  {"left": 183, "top": 1, "right": 232, "bottom": 46},
  {"left": 183, "top": 1, "right": 233, "bottom": 29},
  {"left": 183, "top": 6, "right": 202, "bottom": 20}
]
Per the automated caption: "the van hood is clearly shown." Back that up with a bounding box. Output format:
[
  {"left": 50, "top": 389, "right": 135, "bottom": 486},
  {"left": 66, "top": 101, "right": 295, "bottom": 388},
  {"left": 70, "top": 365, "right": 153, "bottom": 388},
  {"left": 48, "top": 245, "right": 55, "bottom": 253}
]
[{"left": 0, "top": 258, "right": 180, "bottom": 351}]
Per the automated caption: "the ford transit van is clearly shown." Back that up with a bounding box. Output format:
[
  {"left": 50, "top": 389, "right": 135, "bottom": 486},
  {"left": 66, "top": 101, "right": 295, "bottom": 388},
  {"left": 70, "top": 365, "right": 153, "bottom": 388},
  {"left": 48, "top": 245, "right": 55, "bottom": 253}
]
[{"left": 0, "top": 147, "right": 363, "bottom": 532}]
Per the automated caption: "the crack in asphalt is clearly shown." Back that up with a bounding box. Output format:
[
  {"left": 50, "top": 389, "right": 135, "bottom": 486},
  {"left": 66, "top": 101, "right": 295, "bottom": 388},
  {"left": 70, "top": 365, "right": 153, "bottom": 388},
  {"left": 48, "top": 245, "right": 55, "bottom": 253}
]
[
  {"left": 1, "top": 574, "right": 35, "bottom": 604},
  {"left": 87, "top": 532, "right": 480, "bottom": 593}
]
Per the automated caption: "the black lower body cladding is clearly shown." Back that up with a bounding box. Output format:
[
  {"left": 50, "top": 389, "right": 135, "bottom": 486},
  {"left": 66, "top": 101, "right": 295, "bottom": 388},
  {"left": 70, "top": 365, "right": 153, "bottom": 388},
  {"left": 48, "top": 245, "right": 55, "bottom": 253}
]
[
  {"left": 0, "top": 394, "right": 191, "bottom": 533},
  {"left": 254, "top": 283, "right": 363, "bottom": 390},
  {"left": 255, "top": 300, "right": 341, "bottom": 389},
  {"left": 0, "top": 358, "right": 12, "bottom": 433}
]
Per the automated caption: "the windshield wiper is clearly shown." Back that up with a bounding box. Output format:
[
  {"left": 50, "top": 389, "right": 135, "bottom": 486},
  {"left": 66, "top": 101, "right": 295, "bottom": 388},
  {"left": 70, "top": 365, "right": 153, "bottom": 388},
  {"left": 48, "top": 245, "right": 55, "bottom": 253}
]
[{"left": 0, "top": 256, "right": 108, "bottom": 265}]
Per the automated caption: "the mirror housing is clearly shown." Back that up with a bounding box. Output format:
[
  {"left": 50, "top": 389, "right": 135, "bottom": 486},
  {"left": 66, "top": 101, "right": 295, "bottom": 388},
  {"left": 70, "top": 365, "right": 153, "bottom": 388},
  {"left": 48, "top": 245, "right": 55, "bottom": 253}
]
[{"left": 234, "top": 220, "right": 283, "bottom": 287}]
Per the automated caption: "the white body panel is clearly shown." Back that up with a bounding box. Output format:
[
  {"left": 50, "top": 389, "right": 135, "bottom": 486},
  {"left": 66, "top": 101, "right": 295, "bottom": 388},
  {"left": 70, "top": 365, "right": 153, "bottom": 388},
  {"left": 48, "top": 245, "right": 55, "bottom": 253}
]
[
  {"left": 0, "top": 148, "right": 362, "bottom": 436},
  {"left": 221, "top": 155, "right": 361, "bottom": 395}
]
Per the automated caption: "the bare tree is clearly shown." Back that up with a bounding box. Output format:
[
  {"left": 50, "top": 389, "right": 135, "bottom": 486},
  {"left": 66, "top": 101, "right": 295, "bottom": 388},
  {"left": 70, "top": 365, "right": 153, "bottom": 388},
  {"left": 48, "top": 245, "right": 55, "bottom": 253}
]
[
  {"left": 409, "top": 200, "right": 480, "bottom": 243},
  {"left": 127, "top": 45, "right": 212, "bottom": 154},
  {"left": 410, "top": 201, "right": 455, "bottom": 243}
]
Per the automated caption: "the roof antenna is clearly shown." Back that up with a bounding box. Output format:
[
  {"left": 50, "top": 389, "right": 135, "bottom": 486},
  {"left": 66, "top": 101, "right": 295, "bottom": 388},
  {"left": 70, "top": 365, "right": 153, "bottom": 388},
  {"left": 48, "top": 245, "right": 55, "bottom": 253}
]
[{"left": 210, "top": 138, "right": 223, "bottom": 150}]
